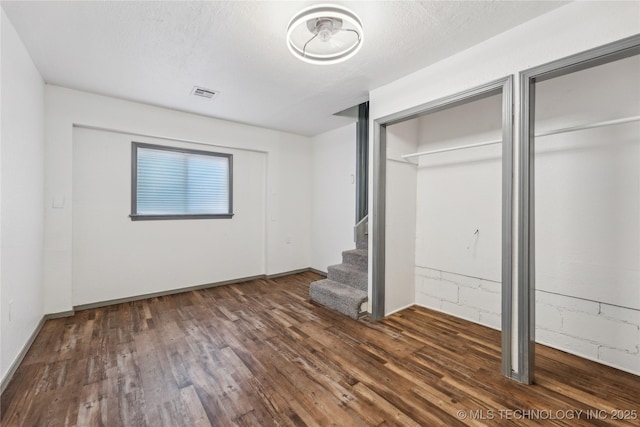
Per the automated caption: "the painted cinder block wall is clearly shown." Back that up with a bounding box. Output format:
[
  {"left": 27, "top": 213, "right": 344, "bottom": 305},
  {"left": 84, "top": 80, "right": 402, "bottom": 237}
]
[{"left": 416, "top": 269, "right": 640, "bottom": 374}]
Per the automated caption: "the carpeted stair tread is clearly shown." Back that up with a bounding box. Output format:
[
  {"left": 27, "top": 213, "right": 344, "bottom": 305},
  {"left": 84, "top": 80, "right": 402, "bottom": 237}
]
[
  {"left": 342, "top": 249, "right": 368, "bottom": 271},
  {"left": 309, "top": 217, "right": 368, "bottom": 320},
  {"left": 309, "top": 279, "right": 368, "bottom": 320},
  {"left": 327, "top": 263, "right": 367, "bottom": 291}
]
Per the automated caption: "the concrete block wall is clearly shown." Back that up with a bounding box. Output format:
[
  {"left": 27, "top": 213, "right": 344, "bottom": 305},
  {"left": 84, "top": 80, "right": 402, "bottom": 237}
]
[
  {"left": 415, "top": 267, "right": 502, "bottom": 330},
  {"left": 536, "top": 292, "right": 640, "bottom": 375},
  {"left": 415, "top": 267, "right": 640, "bottom": 375}
]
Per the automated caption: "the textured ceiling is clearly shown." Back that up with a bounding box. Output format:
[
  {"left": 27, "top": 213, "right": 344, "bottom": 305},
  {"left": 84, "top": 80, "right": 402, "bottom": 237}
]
[{"left": 2, "top": 1, "right": 569, "bottom": 136}]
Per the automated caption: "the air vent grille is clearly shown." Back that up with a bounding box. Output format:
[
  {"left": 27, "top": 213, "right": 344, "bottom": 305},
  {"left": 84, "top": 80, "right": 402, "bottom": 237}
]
[{"left": 191, "top": 86, "right": 219, "bottom": 99}]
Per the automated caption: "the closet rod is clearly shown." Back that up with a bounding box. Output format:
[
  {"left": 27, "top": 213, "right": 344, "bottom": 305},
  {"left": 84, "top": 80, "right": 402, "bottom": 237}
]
[
  {"left": 402, "top": 139, "right": 501, "bottom": 159},
  {"left": 401, "top": 115, "right": 640, "bottom": 159}
]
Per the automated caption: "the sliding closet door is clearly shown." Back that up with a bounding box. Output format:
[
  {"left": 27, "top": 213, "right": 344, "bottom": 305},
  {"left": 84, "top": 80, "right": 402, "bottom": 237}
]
[
  {"left": 373, "top": 77, "right": 514, "bottom": 377},
  {"left": 533, "top": 55, "right": 640, "bottom": 375},
  {"left": 519, "top": 35, "right": 640, "bottom": 382},
  {"left": 384, "top": 120, "right": 419, "bottom": 315}
]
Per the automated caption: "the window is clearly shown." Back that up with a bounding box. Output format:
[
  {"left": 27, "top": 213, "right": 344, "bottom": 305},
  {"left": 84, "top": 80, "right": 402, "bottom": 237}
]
[{"left": 131, "top": 142, "right": 233, "bottom": 220}]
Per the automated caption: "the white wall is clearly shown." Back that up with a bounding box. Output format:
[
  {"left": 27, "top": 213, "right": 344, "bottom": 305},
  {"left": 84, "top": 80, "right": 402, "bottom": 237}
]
[
  {"left": 534, "top": 55, "right": 640, "bottom": 310},
  {"left": 385, "top": 120, "right": 418, "bottom": 314},
  {"left": 0, "top": 11, "right": 3, "bottom": 382},
  {"left": 44, "top": 86, "right": 312, "bottom": 313},
  {"left": 415, "top": 94, "right": 502, "bottom": 282},
  {"left": 413, "top": 94, "right": 503, "bottom": 330},
  {"left": 1, "top": 9, "right": 45, "bottom": 382},
  {"left": 369, "top": 1, "right": 640, "bottom": 374},
  {"left": 72, "top": 127, "right": 267, "bottom": 305},
  {"left": 311, "top": 123, "right": 356, "bottom": 273}
]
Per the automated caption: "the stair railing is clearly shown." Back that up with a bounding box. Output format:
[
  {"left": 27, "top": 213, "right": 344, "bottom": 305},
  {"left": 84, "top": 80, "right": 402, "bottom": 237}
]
[{"left": 354, "top": 214, "right": 368, "bottom": 244}]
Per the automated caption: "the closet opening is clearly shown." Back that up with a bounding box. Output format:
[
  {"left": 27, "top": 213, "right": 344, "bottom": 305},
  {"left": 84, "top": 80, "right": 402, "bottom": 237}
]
[
  {"left": 519, "top": 34, "right": 640, "bottom": 384},
  {"left": 372, "top": 77, "right": 514, "bottom": 378}
]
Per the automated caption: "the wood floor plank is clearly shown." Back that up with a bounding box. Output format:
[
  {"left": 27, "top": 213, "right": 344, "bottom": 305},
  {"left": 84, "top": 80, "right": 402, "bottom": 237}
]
[
  {"left": 2, "top": 272, "right": 639, "bottom": 426},
  {"left": 75, "top": 381, "right": 108, "bottom": 427},
  {"left": 178, "top": 385, "right": 212, "bottom": 427}
]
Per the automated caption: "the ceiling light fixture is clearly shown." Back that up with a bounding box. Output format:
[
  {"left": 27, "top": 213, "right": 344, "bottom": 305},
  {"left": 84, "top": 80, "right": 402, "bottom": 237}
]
[{"left": 287, "top": 4, "right": 363, "bottom": 65}]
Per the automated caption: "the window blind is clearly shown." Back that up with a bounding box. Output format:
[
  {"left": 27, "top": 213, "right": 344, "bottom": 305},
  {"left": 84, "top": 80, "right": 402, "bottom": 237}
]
[{"left": 132, "top": 143, "right": 232, "bottom": 219}]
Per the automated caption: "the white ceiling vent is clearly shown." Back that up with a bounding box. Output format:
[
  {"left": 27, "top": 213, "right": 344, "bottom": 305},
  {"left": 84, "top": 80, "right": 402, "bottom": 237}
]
[{"left": 191, "top": 86, "right": 219, "bottom": 99}]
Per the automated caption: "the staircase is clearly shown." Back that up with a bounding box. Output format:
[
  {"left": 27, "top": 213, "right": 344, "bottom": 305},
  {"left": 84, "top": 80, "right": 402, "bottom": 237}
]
[{"left": 310, "top": 217, "right": 368, "bottom": 319}]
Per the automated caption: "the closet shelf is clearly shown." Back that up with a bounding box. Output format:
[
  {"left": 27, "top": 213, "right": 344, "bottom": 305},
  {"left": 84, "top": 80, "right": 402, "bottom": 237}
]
[
  {"left": 401, "top": 115, "right": 640, "bottom": 159},
  {"left": 535, "top": 115, "right": 640, "bottom": 138}
]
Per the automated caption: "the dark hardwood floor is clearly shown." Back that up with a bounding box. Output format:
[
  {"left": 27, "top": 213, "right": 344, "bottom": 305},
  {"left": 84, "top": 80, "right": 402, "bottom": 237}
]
[{"left": 1, "top": 271, "right": 639, "bottom": 426}]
